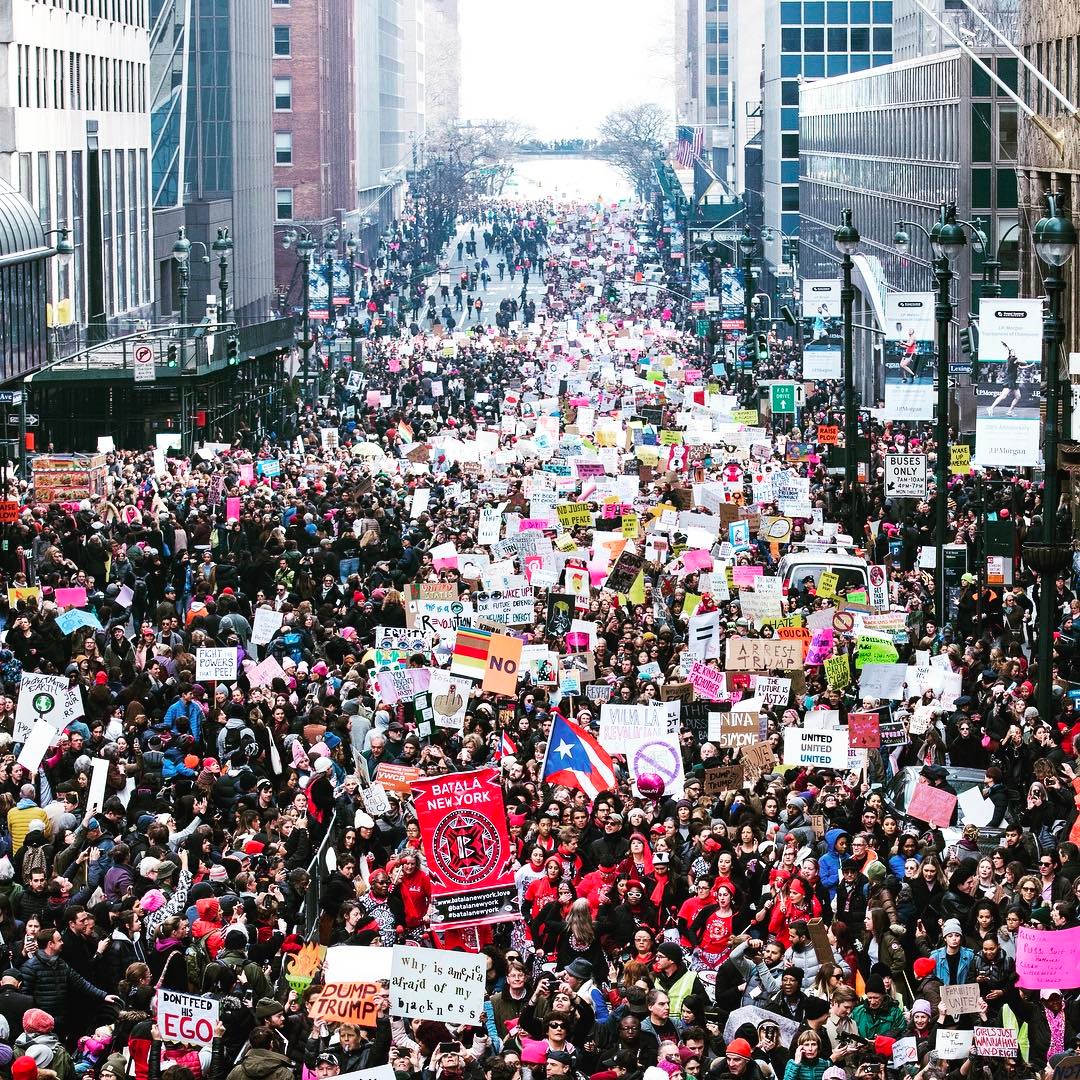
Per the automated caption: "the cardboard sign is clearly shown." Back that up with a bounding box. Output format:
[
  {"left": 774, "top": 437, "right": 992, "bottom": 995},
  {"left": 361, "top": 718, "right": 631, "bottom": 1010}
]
[
  {"left": 940, "top": 982, "right": 983, "bottom": 1015},
  {"left": 703, "top": 763, "right": 744, "bottom": 795},
  {"left": 724, "top": 636, "right": 803, "bottom": 671},
  {"left": 708, "top": 710, "right": 760, "bottom": 748},
  {"left": 156, "top": 989, "right": 220, "bottom": 1047},
  {"left": 389, "top": 945, "right": 485, "bottom": 1022},
  {"left": 848, "top": 712, "right": 881, "bottom": 748},
  {"left": 307, "top": 982, "right": 381, "bottom": 1027},
  {"left": 740, "top": 741, "right": 776, "bottom": 781},
  {"left": 482, "top": 632, "right": 523, "bottom": 697},
  {"left": 907, "top": 782, "right": 958, "bottom": 825}
]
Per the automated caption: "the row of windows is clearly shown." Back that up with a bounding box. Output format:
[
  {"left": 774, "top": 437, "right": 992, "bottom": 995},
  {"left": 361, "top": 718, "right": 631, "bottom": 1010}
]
[
  {"left": 780, "top": 52, "right": 892, "bottom": 78},
  {"left": 15, "top": 45, "right": 146, "bottom": 113},
  {"left": 780, "top": 26, "right": 891, "bottom": 51},
  {"left": 801, "top": 53, "right": 962, "bottom": 115},
  {"left": 1027, "top": 38, "right": 1079, "bottom": 119},
  {"left": 33, "top": 0, "right": 145, "bottom": 26},
  {"left": 801, "top": 103, "right": 960, "bottom": 161},
  {"left": 705, "top": 24, "right": 729, "bottom": 45},
  {"left": 801, "top": 152, "right": 959, "bottom": 204},
  {"left": 779, "top": 0, "right": 892, "bottom": 24}
]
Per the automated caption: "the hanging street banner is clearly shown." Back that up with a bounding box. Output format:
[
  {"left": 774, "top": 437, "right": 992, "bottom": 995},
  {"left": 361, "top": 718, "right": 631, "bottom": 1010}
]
[
  {"left": 410, "top": 767, "right": 517, "bottom": 927},
  {"left": 801, "top": 280, "right": 842, "bottom": 379},
  {"left": 975, "top": 298, "right": 1043, "bottom": 467},
  {"left": 883, "top": 293, "right": 936, "bottom": 420}
]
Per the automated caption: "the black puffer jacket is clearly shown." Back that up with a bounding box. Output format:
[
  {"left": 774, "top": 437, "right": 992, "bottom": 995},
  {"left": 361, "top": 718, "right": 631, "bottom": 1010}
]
[{"left": 19, "top": 950, "right": 107, "bottom": 1018}]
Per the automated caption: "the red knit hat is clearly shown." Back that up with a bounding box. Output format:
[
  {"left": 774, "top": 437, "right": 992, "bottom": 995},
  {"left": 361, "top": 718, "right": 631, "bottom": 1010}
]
[
  {"left": 913, "top": 957, "right": 936, "bottom": 979},
  {"left": 12, "top": 1057, "right": 37, "bottom": 1080},
  {"left": 726, "top": 1039, "right": 753, "bottom": 1059}
]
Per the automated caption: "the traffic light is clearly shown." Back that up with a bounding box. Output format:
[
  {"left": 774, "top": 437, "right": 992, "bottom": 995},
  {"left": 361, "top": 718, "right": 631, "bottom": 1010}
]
[
  {"left": 959, "top": 323, "right": 979, "bottom": 378},
  {"left": 756, "top": 334, "right": 769, "bottom": 362},
  {"left": 167, "top": 344, "right": 179, "bottom": 368},
  {"left": 226, "top": 336, "right": 239, "bottom": 364}
]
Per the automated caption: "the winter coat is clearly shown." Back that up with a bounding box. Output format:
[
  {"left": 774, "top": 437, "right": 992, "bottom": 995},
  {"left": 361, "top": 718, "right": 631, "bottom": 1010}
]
[
  {"left": 226, "top": 1048, "right": 294, "bottom": 1080},
  {"left": 20, "top": 949, "right": 107, "bottom": 1019}
]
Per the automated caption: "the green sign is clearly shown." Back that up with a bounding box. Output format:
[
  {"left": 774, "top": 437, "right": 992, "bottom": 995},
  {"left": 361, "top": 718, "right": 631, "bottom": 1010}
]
[
  {"left": 770, "top": 383, "right": 797, "bottom": 415},
  {"left": 696, "top": 318, "right": 710, "bottom": 338}
]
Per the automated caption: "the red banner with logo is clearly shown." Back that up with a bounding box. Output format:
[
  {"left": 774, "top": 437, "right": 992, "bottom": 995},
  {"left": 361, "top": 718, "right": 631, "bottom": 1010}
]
[{"left": 411, "top": 767, "right": 517, "bottom": 927}]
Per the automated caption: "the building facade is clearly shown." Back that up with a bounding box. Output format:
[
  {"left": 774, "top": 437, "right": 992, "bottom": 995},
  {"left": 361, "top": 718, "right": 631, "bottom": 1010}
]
[
  {"left": 728, "top": 0, "right": 765, "bottom": 200},
  {"left": 799, "top": 49, "right": 1020, "bottom": 403},
  {"left": 423, "top": 0, "right": 460, "bottom": 132},
  {"left": 677, "top": 0, "right": 733, "bottom": 181},
  {"left": 149, "top": 0, "right": 274, "bottom": 325},
  {"left": 1016, "top": 0, "right": 1079, "bottom": 430},
  {"left": 1, "top": 0, "right": 154, "bottom": 342},
  {"left": 762, "top": 0, "right": 894, "bottom": 293}
]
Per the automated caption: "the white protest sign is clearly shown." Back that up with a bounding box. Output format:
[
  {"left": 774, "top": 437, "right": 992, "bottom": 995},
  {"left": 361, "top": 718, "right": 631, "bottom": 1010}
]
[
  {"left": 17, "top": 721, "right": 54, "bottom": 773},
  {"left": 427, "top": 669, "right": 470, "bottom": 730},
  {"left": 783, "top": 728, "right": 849, "bottom": 770},
  {"left": 627, "top": 731, "right": 685, "bottom": 797},
  {"left": 337, "top": 1069, "right": 395, "bottom": 1080},
  {"left": 360, "top": 784, "right": 391, "bottom": 817},
  {"left": 87, "top": 757, "right": 110, "bottom": 815},
  {"left": 935, "top": 1029, "right": 974, "bottom": 1060},
  {"left": 324, "top": 946, "right": 394, "bottom": 984},
  {"left": 14, "top": 674, "right": 70, "bottom": 743},
  {"left": 156, "top": 989, "right": 220, "bottom": 1047},
  {"left": 250, "top": 608, "right": 284, "bottom": 647},
  {"left": 195, "top": 647, "right": 238, "bottom": 681},
  {"left": 389, "top": 945, "right": 485, "bottom": 1022}
]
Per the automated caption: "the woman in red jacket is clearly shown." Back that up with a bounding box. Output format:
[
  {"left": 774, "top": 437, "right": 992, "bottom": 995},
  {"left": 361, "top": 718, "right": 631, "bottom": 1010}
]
[
  {"left": 766, "top": 876, "right": 822, "bottom": 949},
  {"left": 391, "top": 851, "right": 432, "bottom": 941}
]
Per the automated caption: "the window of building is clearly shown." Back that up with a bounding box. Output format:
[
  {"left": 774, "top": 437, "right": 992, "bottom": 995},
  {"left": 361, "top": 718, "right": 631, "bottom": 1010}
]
[
  {"left": 782, "top": 79, "right": 799, "bottom": 105},
  {"left": 827, "top": 54, "right": 849, "bottom": 76},
  {"left": 998, "top": 103, "right": 1018, "bottom": 159},
  {"left": 272, "top": 0, "right": 290, "bottom": 5},
  {"left": 804, "top": 2, "right": 825, "bottom": 23},
  {"left": 873, "top": 26, "right": 892, "bottom": 49},
  {"left": 782, "top": 27, "right": 801, "bottom": 50},
  {"left": 850, "top": 27, "right": 870, "bottom": 49},
  {"left": 780, "top": 2, "right": 800, "bottom": 22},
  {"left": 782, "top": 133, "right": 799, "bottom": 158},
  {"left": 273, "top": 77, "right": 292, "bottom": 110},
  {"left": 782, "top": 186, "right": 800, "bottom": 211},
  {"left": 872, "top": 1, "right": 891, "bottom": 20},
  {"left": 850, "top": 1, "right": 871, "bottom": 20},
  {"left": 275, "top": 132, "right": 293, "bottom": 164},
  {"left": 275, "top": 187, "right": 294, "bottom": 220},
  {"left": 804, "top": 54, "right": 825, "bottom": 77},
  {"left": 828, "top": 27, "right": 847, "bottom": 49},
  {"left": 997, "top": 167, "right": 1017, "bottom": 209},
  {"left": 827, "top": 1, "right": 847, "bottom": 21},
  {"left": 273, "top": 26, "right": 291, "bottom": 57}
]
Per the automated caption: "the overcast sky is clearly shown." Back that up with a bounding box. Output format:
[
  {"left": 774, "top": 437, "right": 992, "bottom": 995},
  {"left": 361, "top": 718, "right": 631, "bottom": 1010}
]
[{"left": 458, "top": 0, "right": 676, "bottom": 140}]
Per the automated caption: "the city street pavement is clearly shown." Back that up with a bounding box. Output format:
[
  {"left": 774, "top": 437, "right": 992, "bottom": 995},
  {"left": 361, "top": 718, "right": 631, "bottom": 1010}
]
[{"left": 424, "top": 220, "right": 541, "bottom": 328}]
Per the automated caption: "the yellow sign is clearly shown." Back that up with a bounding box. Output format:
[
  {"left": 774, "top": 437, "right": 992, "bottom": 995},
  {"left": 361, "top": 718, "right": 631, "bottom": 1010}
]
[
  {"left": 817, "top": 570, "right": 840, "bottom": 599},
  {"left": 556, "top": 502, "right": 593, "bottom": 528},
  {"left": 950, "top": 445, "right": 971, "bottom": 474},
  {"left": 7, "top": 587, "right": 40, "bottom": 607},
  {"left": 621, "top": 513, "right": 640, "bottom": 539},
  {"left": 824, "top": 654, "right": 851, "bottom": 690},
  {"left": 659, "top": 430, "right": 683, "bottom": 445},
  {"left": 731, "top": 409, "right": 759, "bottom": 425}
]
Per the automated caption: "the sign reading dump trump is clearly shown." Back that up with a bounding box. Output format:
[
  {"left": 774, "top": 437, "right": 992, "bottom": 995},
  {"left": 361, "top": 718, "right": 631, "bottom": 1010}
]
[{"left": 390, "top": 945, "right": 485, "bottom": 1023}]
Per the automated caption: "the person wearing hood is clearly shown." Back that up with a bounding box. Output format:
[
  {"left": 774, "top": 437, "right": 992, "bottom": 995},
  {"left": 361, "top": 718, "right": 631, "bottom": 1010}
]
[
  {"left": 938, "top": 860, "right": 978, "bottom": 926},
  {"left": 14, "top": 1009, "right": 71, "bottom": 1080},
  {"left": 8, "top": 787, "right": 49, "bottom": 855},
  {"left": 818, "top": 829, "right": 849, "bottom": 899}
]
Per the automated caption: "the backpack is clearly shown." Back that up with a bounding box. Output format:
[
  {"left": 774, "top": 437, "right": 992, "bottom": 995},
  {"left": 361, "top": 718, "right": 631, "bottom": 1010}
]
[
  {"left": 222, "top": 725, "right": 245, "bottom": 758},
  {"left": 21, "top": 842, "right": 47, "bottom": 885}
]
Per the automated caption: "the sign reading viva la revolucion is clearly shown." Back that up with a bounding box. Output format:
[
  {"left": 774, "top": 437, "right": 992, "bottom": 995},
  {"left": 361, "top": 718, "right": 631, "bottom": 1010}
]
[
  {"left": 411, "top": 767, "right": 517, "bottom": 927},
  {"left": 975, "top": 298, "right": 1043, "bottom": 467}
]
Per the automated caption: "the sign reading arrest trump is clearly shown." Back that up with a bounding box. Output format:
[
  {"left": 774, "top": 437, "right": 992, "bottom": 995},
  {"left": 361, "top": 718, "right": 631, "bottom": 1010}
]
[{"left": 724, "top": 636, "right": 803, "bottom": 671}]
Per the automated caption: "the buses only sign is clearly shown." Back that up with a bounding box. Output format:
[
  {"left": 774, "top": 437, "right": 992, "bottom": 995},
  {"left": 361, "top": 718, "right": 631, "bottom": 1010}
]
[{"left": 884, "top": 453, "right": 927, "bottom": 499}]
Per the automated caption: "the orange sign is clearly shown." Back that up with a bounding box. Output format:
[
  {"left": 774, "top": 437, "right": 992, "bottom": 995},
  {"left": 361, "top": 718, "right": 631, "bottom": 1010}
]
[
  {"left": 374, "top": 763, "right": 421, "bottom": 794},
  {"left": 0, "top": 502, "right": 19, "bottom": 524},
  {"left": 817, "top": 425, "right": 839, "bottom": 445},
  {"left": 482, "top": 632, "right": 523, "bottom": 697},
  {"left": 307, "top": 982, "right": 381, "bottom": 1027}
]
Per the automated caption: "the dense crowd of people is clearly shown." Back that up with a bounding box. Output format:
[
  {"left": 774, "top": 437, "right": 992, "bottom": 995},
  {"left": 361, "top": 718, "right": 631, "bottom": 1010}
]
[{"left": 0, "top": 190, "right": 1071, "bottom": 1080}]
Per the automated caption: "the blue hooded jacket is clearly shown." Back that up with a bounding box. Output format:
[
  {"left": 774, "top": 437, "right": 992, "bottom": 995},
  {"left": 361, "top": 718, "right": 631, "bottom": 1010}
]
[{"left": 819, "top": 828, "right": 849, "bottom": 898}]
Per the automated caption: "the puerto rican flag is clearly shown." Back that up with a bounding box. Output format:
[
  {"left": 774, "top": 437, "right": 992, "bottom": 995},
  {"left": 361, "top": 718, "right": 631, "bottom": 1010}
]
[
  {"left": 541, "top": 713, "right": 617, "bottom": 800},
  {"left": 496, "top": 731, "right": 517, "bottom": 761}
]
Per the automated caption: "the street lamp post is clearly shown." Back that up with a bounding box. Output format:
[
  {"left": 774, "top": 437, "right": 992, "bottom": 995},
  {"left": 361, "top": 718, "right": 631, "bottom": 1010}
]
[
  {"left": 894, "top": 204, "right": 967, "bottom": 626},
  {"left": 281, "top": 227, "right": 319, "bottom": 409},
  {"left": 737, "top": 226, "right": 758, "bottom": 405},
  {"left": 345, "top": 235, "right": 359, "bottom": 369},
  {"left": 212, "top": 228, "right": 232, "bottom": 318},
  {"left": 834, "top": 210, "right": 860, "bottom": 539},
  {"left": 1030, "top": 190, "right": 1078, "bottom": 719},
  {"left": 173, "top": 227, "right": 192, "bottom": 325}
]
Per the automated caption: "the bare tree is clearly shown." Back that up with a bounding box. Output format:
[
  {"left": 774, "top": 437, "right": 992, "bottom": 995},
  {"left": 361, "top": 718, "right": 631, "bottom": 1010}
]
[{"left": 598, "top": 103, "right": 670, "bottom": 201}]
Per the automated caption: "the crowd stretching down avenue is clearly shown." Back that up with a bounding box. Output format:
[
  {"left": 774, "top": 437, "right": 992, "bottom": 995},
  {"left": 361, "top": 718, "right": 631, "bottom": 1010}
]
[{"left": 0, "top": 185, "right": 1077, "bottom": 1080}]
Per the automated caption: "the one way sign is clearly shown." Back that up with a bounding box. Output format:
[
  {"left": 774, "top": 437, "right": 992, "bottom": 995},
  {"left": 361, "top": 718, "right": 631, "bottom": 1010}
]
[
  {"left": 8, "top": 414, "right": 38, "bottom": 427},
  {"left": 884, "top": 453, "right": 927, "bottom": 499}
]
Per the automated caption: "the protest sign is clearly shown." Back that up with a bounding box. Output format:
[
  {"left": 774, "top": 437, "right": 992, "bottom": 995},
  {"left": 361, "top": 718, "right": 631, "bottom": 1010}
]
[
  {"left": 17, "top": 721, "right": 53, "bottom": 773},
  {"left": 628, "top": 731, "right": 685, "bottom": 797},
  {"left": 907, "top": 783, "right": 958, "bottom": 825},
  {"left": 940, "top": 983, "right": 983, "bottom": 1015},
  {"left": 389, "top": 945, "right": 485, "bottom": 1023},
  {"left": 1015, "top": 925, "right": 1080, "bottom": 989},
  {"left": 824, "top": 654, "right": 850, "bottom": 689},
  {"left": 250, "top": 608, "right": 284, "bottom": 646},
  {"left": 482, "top": 633, "right": 522, "bottom": 697},
  {"left": 783, "top": 728, "right": 849, "bottom": 770},
  {"left": 973, "top": 1028, "right": 1018, "bottom": 1058},
  {"left": 373, "top": 763, "right": 422, "bottom": 794},
  {"left": 195, "top": 647, "right": 238, "bottom": 682},
  {"left": 14, "top": 673, "right": 70, "bottom": 743},
  {"left": 411, "top": 768, "right": 516, "bottom": 925},
  {"left": 87, "top": 757, "right": 110, "bottom": 815},
  {"left": 428, "top": 669, "right": 470, "bottom": 730},
  {"left": 307, "top": 982, "right": 381, "bottom": 1027},
  {"left": 724, "top": 1006, "right": 800, "bottom": 1048},
  {"left": 935, "top": 1030, "right": 974, "bottom": 1060},
  {"left": 703, "top": 763, "right": 744, "bottom": 795},
  {"left": 708, "top": 710, "right": 759, "bottom": 748},
  {"left": 740, "top": 741, "right": 777, "bottom": 781},
  {"left": 156, "top": 989, "right": 220, "bottom": 1046},
  {"left": 847, "top": 712, "right": 881, "bottom": 748},
  {"left": 724, "top": 637, "right": 803, "bottom": 671},
  {"left": 757, "top": 676, "right": 791, "bottom": 707},
  {"left": 323, "top": 946, "right": 394, "bottom": 984}
]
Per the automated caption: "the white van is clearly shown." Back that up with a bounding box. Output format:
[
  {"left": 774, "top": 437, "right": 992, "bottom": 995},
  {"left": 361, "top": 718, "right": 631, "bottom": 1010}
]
[{"left": 775, "top": 545, "right": 870, "bottom": 597}]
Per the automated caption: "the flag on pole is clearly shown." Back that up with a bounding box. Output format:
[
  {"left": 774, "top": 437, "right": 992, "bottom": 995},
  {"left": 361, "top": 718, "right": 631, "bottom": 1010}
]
[
  {"left": 675, "top": 125, "right": 704, "bottom": 167},
  {"left": 541, "top": 712, "right": 617, "bottom": 799}
]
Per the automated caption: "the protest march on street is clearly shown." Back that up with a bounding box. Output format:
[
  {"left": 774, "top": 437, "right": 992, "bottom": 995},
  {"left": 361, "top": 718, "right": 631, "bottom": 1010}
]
[{"left": 0, "top": 192, "right": 1075, "bottom": 1080}]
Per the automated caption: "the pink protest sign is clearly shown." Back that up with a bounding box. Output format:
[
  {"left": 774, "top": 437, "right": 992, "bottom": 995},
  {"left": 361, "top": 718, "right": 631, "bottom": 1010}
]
[
  {"left": 732, "top": 565, "right": 764, "bottom": 587},
  {"left": 226, "top": 497, "right": 241, "bottom": 521},
  {"left": 1015, "top": 925, "right": 1080, "bottom": 989},
  {"left": 906, "top": 782, "right": 958, "bottom": 826},
  {"left": 55, "top": 587, "right": 88, "bottom": 609},
  {"left": 239, "top": 463, "right": 254, "bottom": 487},
  {"left": 805, "top": 628, "right": 835, "bottom": 666},
  {"left": 388, "top": 358, "right": 401, "bottom": 372},
  {"left": 683, "top": 549, "right": 714, "bottom": 572}
]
